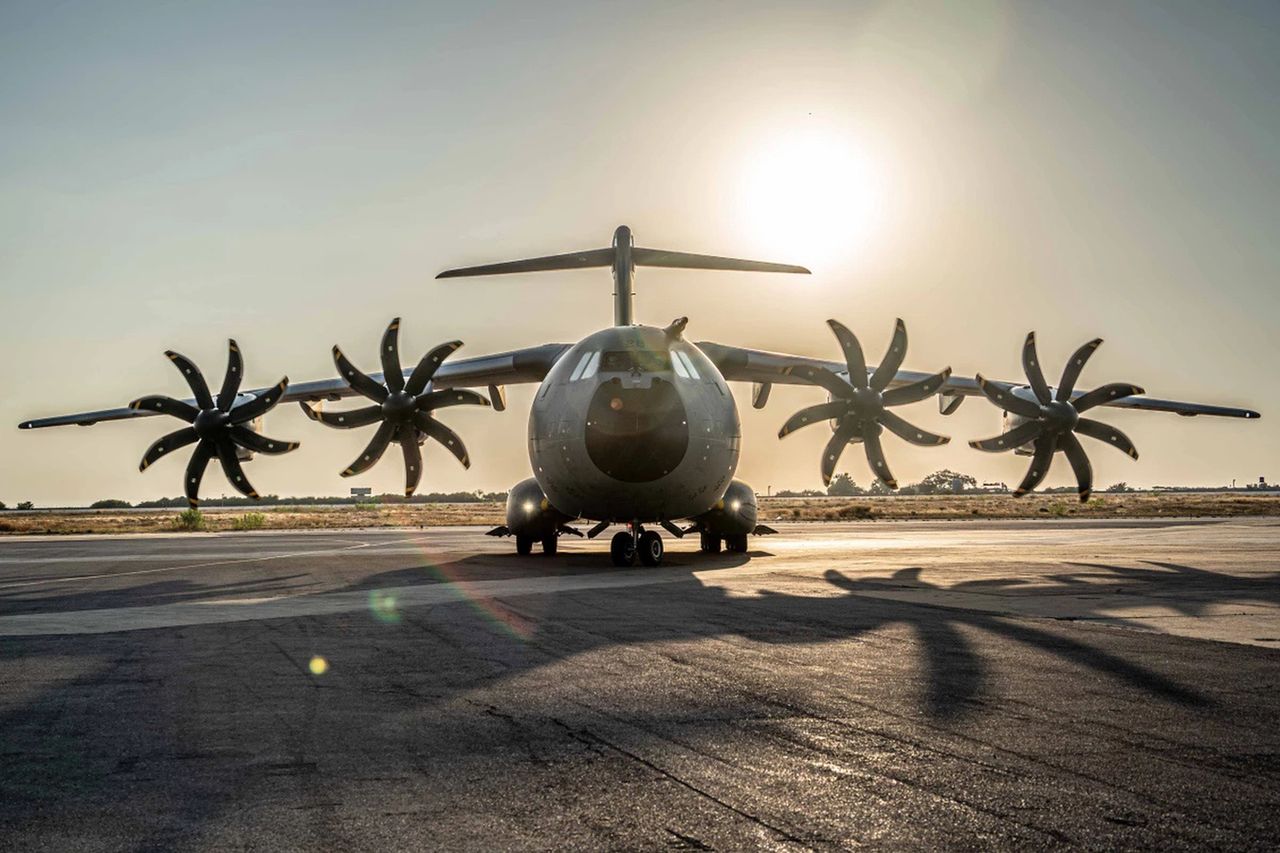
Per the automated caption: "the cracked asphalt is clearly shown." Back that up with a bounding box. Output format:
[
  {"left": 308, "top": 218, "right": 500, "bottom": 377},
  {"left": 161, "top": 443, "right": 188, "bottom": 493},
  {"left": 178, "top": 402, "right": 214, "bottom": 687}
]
[{"left": 1, "top": 518, "right": 1277, "bottom": 850}]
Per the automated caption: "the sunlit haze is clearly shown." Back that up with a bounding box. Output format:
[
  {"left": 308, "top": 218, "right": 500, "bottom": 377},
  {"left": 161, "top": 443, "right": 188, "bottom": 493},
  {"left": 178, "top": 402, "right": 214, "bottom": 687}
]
[{"left": 1, "top": 0, "right": 1277, "bottom": 505}]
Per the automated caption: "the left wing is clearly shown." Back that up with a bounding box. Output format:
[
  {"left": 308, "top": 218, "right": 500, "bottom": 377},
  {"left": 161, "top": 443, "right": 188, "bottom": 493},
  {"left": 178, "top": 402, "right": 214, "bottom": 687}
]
[
  {"left": 19, "top": 343, "right": 571, "bottom": 430},
  {"left": 697, "top": 341, "right": 1261, "bottom": 419}
]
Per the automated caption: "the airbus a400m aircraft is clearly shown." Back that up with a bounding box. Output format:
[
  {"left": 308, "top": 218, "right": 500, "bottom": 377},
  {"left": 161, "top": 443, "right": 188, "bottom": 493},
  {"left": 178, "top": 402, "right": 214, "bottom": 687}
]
[{"left": 20, "top": 226, "right": 1260, "bottom": 566}]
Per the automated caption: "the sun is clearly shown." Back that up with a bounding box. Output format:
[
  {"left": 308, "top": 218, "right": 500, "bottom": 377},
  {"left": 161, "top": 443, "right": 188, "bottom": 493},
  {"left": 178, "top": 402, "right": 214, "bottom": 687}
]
[{"left": 735, "top": 129, "right": 885, "bottom": 271}]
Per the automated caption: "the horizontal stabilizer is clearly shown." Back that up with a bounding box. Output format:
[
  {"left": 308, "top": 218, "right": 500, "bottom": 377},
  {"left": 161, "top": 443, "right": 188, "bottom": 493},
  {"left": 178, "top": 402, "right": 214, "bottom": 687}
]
[
  {"left": 437, "top": 248, "right": 615, "bottom": 278},
  {"left": 631, "top": 247, "right": 809, "bottom": 275}
]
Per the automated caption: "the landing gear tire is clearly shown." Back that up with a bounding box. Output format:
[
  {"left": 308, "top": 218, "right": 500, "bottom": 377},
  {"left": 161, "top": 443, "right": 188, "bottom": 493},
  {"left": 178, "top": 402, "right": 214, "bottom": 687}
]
[
  {"left": 541, "top": 534, "right": 558, "bottom": 556},
  {"left": 516, "top": 535, "right": 534, "bottom": 555},
  {"left": 610, "top": 531, "right": 637, "bottom": 567},
  {"left": 638, "top": 530, "right": 664, "bottom": 567},
  {"left": 725, "top": 533, "right": 749, "bottom": 553},
  {"left": 699, "top": 532, "right": 722, "bottom": 554}
]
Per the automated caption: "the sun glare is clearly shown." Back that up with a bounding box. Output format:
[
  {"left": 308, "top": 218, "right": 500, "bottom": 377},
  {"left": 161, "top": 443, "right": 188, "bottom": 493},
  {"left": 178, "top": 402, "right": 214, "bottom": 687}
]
[{"left": 735, "top": 130, "right": 885, "bottom": 271}]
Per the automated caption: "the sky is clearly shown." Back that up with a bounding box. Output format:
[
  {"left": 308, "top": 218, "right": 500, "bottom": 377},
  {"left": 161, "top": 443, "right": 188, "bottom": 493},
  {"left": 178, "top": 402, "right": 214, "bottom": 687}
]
[{"left": 1, "top": 0, "right": 1277, "bottom": 506}]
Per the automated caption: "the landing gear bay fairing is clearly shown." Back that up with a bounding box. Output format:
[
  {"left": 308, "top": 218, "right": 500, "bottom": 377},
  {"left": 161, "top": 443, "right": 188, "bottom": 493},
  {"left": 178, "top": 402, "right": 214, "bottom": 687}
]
[{"left": 19, "top": 226, "right": 1260, "bottom": 566}]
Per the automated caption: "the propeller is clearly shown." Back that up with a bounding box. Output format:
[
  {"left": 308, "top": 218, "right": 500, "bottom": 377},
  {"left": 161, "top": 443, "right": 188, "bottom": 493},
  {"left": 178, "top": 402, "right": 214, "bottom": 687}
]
[
  {"left": 130, "top": 341, "right": 299, "bottom": 507},
  {"left": 969, "top": 333, "right": 1143, "bottom": 502},
  {"left": 777, "top": 319, "right": 952, "bottom": 488},
  {"left": 300, "top": 318, "right": 490, "bottom": 496}
]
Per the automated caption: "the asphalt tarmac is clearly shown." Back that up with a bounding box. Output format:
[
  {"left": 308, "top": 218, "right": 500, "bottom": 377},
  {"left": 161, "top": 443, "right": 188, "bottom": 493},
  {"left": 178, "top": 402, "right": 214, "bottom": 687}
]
[{"left": 1, "top": 519, "right": 1277, "bottom": 850}]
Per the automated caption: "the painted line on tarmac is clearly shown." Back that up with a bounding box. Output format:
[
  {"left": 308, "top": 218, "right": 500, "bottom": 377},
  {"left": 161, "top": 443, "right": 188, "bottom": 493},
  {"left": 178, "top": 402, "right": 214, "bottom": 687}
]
[
  {"left": 0, "top": 563, "right": 777, "bottom": 637},
  {"left": 0, "top": 536, "right": 435, "bottom": 591}
]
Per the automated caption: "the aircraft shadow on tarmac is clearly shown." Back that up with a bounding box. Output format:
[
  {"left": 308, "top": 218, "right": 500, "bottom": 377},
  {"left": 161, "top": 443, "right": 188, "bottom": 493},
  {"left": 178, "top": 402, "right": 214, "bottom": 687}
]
[{"left": 4, "top": 552, "right": 1277, "bottom": 845}]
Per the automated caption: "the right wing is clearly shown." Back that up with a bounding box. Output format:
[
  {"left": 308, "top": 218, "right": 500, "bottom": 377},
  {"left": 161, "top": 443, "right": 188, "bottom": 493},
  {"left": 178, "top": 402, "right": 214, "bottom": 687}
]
[
  {"left": 697, "top": 341, "right": 1261, "bottom": 420},
  {"left": 18, "top": 343, "right": 572, "bottom": 430}
]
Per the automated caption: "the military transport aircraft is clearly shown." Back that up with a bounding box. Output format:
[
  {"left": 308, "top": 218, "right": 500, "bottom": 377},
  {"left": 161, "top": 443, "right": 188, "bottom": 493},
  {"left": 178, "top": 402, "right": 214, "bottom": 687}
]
[{"left": 19, "top": 226, "right": 1260, "bottom": 566}]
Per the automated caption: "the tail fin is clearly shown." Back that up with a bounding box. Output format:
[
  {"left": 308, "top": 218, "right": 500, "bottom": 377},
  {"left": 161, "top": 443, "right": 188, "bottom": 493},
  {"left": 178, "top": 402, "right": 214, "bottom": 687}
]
[{"left": 436, "top": 225, "right": 809, "bottom": 326}]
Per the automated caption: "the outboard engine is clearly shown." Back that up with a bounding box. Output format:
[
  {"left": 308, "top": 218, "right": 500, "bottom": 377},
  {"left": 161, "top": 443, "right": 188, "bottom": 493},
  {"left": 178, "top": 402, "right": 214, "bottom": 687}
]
[{"left": 689, "top": 479, "right": 759, "bottom": 554}]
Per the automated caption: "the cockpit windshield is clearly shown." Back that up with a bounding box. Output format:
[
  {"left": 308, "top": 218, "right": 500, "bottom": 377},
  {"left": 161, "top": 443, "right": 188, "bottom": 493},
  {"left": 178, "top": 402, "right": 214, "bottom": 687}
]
[{"left": 600, "top": 350, "right": 672, "bottom": 373}]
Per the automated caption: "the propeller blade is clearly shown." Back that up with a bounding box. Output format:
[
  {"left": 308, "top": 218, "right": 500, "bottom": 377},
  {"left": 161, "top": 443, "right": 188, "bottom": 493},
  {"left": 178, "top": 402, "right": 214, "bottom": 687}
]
[
  {"left": 1056, "top": 338, "right": 1102, "bottom": 401},
  {"left": 228, "top": 425, "right": 299, "bottom": 455},
  {"left": 400, "top": 431, "right": 423, "bottom": 496},
  {"left": 1075, "top": 417, "right": 1139, "bottom": 460},
  {"left": 1072, "top": 383, "right": 1144, "bottom": 413},
  {"left": 414, "top": 412, "right": 471, "bottom": 468},
  {"left": 878, "top": 410, "right": 950, "bottom": 447},
  {"left": 298, "top": 402, "right": 385, "bottom": 429},
  {"left": 229, "top": 378, "right": 289, "bottom": 424},
  {"left": 332, "top": 346, "right": 389, "bottom": 403},
  {"left": 216, "top": 339, "right": 243, "bottom": 412},
  {"left": 165, "top": 351, "right": 214, "bottom": 410},
  {"left": 129, "top": 395, "right": 199, "bottom": 422},
  {"left": 139, "top": 427, "right": 198, "bottom": 471},
  {"left": 1013, "top": 436, "right": 1056, "bottom": 497},
  {"left": 777, "top": 401, "right": 849, "bottom": 438},
  {"left": 869, "top": 318, "right": 908, "bottom": 392},
  {"left": 405, "top": 340, "right": 463, "bottom": 396},
  {"left": 969, "top": 419, "right": 1044, "bottom": 453},
  {"left": 819, "top": 419, "right": 860, "bottom": 486},
  {"left": 341, "top": 421, "right": 396, "bottom": 477},
  {"left": 827, "top": 320, "right": 868, "bottom": 388},
  {"left": 184, "top": 439, "right": 216, "bottom": 507},
  {"left": 380, "top": 318, "right": 404, "bottom": 393},
  {"left": 881, "top": 367, "right": 953, "bottom": 407},
  {"left": 1059, "top": 431, "right": 1093, "bottom": 502},
  {"left": 974, "top": 374, "right": 1042, "bottom": 418},
  {"left": 215, "top": 438, "right": 260, "bottom": 499},
  {"left": 417, "top": 388, "right": 492, "bottom": 413},
  {"left": 779, "top": 363, "right": 854, "bottom": 401},
  {"left": 1021, "top": 332, "right": 1052, "bottom": 404},
  {"left": 861, "top": 421, "right": 897, "bottom": 489}
]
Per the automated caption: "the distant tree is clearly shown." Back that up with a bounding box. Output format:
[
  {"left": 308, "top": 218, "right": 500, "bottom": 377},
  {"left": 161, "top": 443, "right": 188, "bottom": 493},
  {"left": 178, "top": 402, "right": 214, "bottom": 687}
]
[
  {"left": 867, "top": 480, "right": 891, "bottom": 496},
  {"left": 918, "top": 469, "right": 978, "bottom": 495},
  {"left": 1105, "top": 482, "right": 1134, "bottom": 493},
  {"left": 827, "top": 473, "right": 861, "bottom": 497},
  {"left": 0, "top": 501, "right": 6, "bottom": 510},
  {"left": 776, "top": 489, "right": 824, "bottom": 498},
  {"left": 91, "top": 499, "right": 132, "bottom": 509},
  {"left": 16, "top": 501, "right": 34, "bottom": 511}
]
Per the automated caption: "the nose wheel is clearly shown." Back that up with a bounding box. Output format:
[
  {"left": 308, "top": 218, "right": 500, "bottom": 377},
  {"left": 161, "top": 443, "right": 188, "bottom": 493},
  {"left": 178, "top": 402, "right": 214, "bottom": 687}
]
[{"left": 610, "top": 526, "right": 664, "bottom": 567}]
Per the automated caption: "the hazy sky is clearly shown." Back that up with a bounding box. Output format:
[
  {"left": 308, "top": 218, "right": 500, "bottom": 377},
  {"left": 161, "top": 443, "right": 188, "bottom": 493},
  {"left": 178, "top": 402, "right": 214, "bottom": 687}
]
[{"left": 2, "top": 0, "right": 1277, "bottom": 505}]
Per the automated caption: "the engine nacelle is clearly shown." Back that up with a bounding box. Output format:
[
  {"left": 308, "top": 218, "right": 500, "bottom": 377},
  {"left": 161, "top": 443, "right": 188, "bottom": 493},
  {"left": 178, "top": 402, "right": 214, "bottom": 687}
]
[
  {"left": 505, "top": 477, "right": 572, "bottom": 539},
  {"left": 1001, "top": 386, "right": 1046, "bottom": 456},
  {"left": 689, "top": 479, "right": 759, "bottom": 537}
]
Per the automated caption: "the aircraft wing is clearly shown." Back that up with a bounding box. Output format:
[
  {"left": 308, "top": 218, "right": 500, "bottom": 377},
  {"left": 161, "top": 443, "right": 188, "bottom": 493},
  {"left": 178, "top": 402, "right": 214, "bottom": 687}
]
[
  {"left": 697, "top": 341, "right": 1261, "bottom": 420},
  {"left": 18, "top": 343, "right": 572, "bottom": 430}
]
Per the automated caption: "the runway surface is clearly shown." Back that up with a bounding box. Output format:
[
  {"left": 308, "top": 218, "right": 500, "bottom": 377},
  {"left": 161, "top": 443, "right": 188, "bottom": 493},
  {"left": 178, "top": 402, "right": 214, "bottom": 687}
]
[{"left": 1, "top": 519, "right": 1277, "bottom": 849}]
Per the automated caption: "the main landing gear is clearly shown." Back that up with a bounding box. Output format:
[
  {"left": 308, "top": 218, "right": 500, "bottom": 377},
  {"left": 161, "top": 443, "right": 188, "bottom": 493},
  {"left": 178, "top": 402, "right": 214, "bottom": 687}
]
[
  {"left": 699, "top": 532, "right": 748, "bottom": 554},
  {"left": 610, "top": 525, "right": 664, "bottom": 567}
]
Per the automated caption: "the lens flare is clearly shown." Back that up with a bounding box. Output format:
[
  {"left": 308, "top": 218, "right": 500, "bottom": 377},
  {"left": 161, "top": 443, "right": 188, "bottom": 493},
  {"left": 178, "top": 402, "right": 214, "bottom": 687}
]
[{"left": 308, "top": 655, "right": 329, "bottom": 676}]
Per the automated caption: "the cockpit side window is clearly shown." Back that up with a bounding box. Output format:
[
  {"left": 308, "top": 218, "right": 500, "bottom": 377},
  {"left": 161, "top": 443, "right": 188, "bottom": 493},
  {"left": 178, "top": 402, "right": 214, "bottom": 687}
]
[
  {"left": 581, "top": 350, "right": 600, "bottom": 380},
  {"left": 675, "top": 350, "right": 701, "bottom": 379},
  {"left": 569, "top": 350, "right": 595, "bottom": 381},
  {"left": 672, "top": 352, "right": 691, "bottom": 379}
]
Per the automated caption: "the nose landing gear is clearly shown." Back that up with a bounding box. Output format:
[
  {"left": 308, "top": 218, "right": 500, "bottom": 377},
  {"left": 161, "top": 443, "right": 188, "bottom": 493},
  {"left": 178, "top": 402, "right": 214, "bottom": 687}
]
[{"left": 610, "top": 525, "right": 665, "bottom": 567}]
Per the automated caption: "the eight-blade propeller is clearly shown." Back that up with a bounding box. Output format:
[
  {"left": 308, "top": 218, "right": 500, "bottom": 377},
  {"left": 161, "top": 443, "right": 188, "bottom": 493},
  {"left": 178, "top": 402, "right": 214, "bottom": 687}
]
[
  {"left": 969, "top": 333, "right": 1143, "bottom": 502},
  {"left": 778, "top": 319, "right": 952, "bottom": 488},
  {"left": 300, "top": 317, "right": 489, "bottom": 496},
  {"left": 130, "top": 341, "right": 299, "bottom": 507}
]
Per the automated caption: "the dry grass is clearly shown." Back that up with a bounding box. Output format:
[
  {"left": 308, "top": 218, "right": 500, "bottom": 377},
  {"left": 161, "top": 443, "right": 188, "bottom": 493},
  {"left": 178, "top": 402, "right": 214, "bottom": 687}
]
[{"left": 1, "top": 492, "right": 1277, "bottom": 536}]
